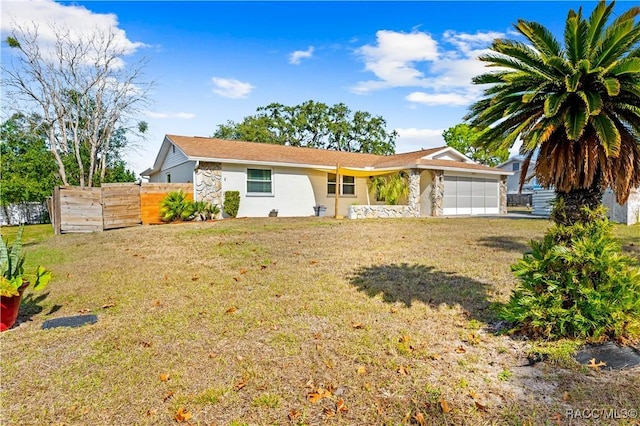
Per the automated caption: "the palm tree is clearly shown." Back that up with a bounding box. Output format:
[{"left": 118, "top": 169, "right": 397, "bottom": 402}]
[{"left": 466, "top": 1, "right": 640, "bottom": 225}]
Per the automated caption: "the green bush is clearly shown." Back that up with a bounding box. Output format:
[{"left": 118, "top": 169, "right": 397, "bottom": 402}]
[
  {"left": 499, "top": 207, "right": 640, "bottom": 341},
  {"left": 223, "top": 191, "right": 240, "bottom": 218},
  {"left": 193, "top": 200, "right": 220, "bottom": 221},
  {"left": 159, "top": 190, "right": 196, "bottom": 222}
]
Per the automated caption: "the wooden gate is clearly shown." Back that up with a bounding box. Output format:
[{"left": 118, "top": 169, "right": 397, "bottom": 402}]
[{"left": 101, "top": 184, "right": 142, "bottom": 230}]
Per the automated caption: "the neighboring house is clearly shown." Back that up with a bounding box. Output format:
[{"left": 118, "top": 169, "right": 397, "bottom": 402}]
[
  {"left": 497, "top": 156, "right": 540, "bottom": 194},
  {"left": 533, "top": 187, "right": 640, "bottom": 225},
  {"left": 141, "top": 134, "right": 512, "bottom": 219}
]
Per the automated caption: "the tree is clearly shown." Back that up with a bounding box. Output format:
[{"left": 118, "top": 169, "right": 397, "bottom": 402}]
[
  {"left": 465, "top": 1, "right": 640, "bottom": 225},
  {"left": 368, "top": 173, "right": 409, "bottom": 205},
  {"left": 442, "top": 124, "right": 509, "bottom": 167},
  {"left": 0, "top": 113, "right": 60, "bottom": 207},
  {"left": 2, "top": 23, "right": 151, "bottom": 187},
  {"left": 213, "top": 100, "right": 397, "bottom": 155}
]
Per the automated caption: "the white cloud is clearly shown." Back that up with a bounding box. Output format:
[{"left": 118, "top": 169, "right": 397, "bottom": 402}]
[
  {"left": 211, "top": 77, "right": 255, "bottom": 99},
  {"left": 289, "top": 46, "right": 314, "bottom": 65},
  {"left": 353, "top": 29, "right": 504, "bottom": 107},
  {"left": 144, "top": 111, "right": 196, "bottom": 119},
  {"left": 394, "top": 127, "right": 445, "bottom": 152},
  {"left": 1, "top": 0, "right": 145, "bottom": 61},
  {"left": 353, "top": 30, "right": 438, "bottom": 93},
  {"left": 405, "top": 92, "right": 475, "bottom": 106}
]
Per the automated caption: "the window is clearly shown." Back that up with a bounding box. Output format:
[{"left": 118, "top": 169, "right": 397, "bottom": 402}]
[
  {"left": 342, "top": 176, "right": 355, "bottom": 195},
  {"left": 327, "top": 173, "right": 355, "bottom": 196},
  {"left": 166, "top": 173, "right": 171, "bottom": 183},
  {"left": 247, "top": 168, "right": 272, "bottom": 194},
  {"left": 512, "top": 162, "right": 520, "bottom": 171}
]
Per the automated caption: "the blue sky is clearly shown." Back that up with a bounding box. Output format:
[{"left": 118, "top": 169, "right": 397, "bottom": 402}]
[{"left": 2, "top": 0, "right": 620, "bottom": 175}]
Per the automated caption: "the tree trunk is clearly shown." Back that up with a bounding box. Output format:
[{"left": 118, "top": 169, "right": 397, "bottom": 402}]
[{"left": 551, "top": 185, "right": 604, "bottom": 226}]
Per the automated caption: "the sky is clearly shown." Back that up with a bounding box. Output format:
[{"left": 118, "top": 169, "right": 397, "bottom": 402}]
[{"left": 1, "top": 0, "right": 622, "bottom": 176}]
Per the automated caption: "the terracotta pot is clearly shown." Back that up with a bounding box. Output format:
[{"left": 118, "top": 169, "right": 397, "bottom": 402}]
[{"left": 0, "top": 282, "right": 29, "bottom": 332}]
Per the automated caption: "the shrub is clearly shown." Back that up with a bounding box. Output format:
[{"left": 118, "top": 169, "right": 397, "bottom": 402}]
[
  {"left": 499, "top": 207, "right": 640, "bottom": 341},
  {"left": 159, "top": 190, "right": 196, "bottom": 222},
  {"left": 223, "top": 191, "right": 240, "bottom": 218},
  {"left": 193, "top": 201, "right": 220, "bottom": 221}
]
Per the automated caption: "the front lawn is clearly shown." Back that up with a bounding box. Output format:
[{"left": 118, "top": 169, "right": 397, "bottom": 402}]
[{"left": 1, "top": 218, "right": 638, "bottom": 425}]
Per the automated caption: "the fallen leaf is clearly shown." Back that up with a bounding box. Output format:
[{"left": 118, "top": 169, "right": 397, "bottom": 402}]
[
  {"left": 234, "top": 379, "right": 247, "bottom": 391},
  {"left": 430, "top": 353, "right": 441, "bottom": 361},
  {"left": 225, "top": 306, "right": 237, "bottom": 314},
  {"left": 288, "top": 409, "right": 301, "bottom": 421},
  {"left": 550, "top": 413, "right": 563, "bottom": 425},
  {"left": 352, "top": 322, "right": 364, "bottom": 329},
  {"left": 336, "top": 398, "right": 348, "bottom": 413},
  {"left": 239, "top": 268, "right": 248, "bottom": 275},
  {"left": 78, "top": 308, "right": 91, "bottom": 314},
  {"left": 141, "top": 341, "right": 152, "bottom": 348},
  {"left": 562, "top": 391, "right": 570, "bottom": 401},
  {"left": 163, "top": 391, "right": 174, "bottom": 402},
  {"left": 439, "top": 398, "right": 451, "bottom": 413},
  {"left": 232, "top": 276, "right": 240, "bottom": 282},
  {"left": 455, "top": 345, "right": 466, "bottom": 353},
  {"left": 191, "top": 275, "right": 199, "bottom": 281},
  {"left": 310, "top": 260, "right": 318, "bottom": 265},
  {"left": 260, "top": 265, "right": 268, "bottom": 270},
  {"left": 323, "top": 359, "right": 334, "bottom": 369},
  {"left": 208, "top": 352, "right": 218, "bottom": 359},
  {"left": 307, "top": 392, "right": 323, "bottom": 404},
  {"left": 474, "top": 401, "right": 488, "bottom": 412},
  {"left": 357, "top": 365, "right": 367, "bottom": 375},
  {"left": 390, "top": 307, "right": 398, "bottom": 313},
  {"left": 413, "top": 411, "right": 426, "bottom": 426},
  {"left": 317, "top": 388, "right": 332, "bottom": 398},
  {"left": 275, "top": 293, "right": 282, "bottom": 298},
  {"left": 102, "top": 303, "right": 116, "bottom": 309},
  {"left": 397, "top": 365, "right": 409, "bottom": 376},
  {"left": 587, "top": 358, "right": 606, "bottom": 371},
  {"left": 323, "top": 407, "right": 335, "bottom": 418},
  {"left": 174, "top": 407, "right": 192, "bottom": 423},
  {"left": 152, "top": 300, "right": 162, "bottom": 307},
  {"left": 146, "top": 409, "right": 157, "bottom": 417},
  {"left": 159, "top": 373, "right": 169, "bottom": 382},
  {"left": 468, "top": 390, "right": 479, "bottom": 399}
]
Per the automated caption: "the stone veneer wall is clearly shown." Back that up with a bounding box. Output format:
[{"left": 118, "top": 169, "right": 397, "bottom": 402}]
[
  {"left": 429, "top": 170, "right": 444, "bottom": 217},
  {"left": 195, "top": 162, "right": 223, "bottom": 218},
  {"left": 499, "top": 176, "right": 508, "bottom": 215},
  {"left": 407, "top": 169, "right": 421, "bottom": 217},
  {"left": 348, "top": 205, "right": 417, "bottom": 219}
]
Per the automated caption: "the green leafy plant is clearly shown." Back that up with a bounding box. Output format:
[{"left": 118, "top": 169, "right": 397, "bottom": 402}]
[
  {"left": 368, "top": 172, "right": 409, "bottom": 205},
  {"left": 193, "top": 200, "right": 220, "bottom": 221},
  {"left": 159, "top": 190, "right": 196, "bottom": 222},
  {"left": 223, "top": 191, "right": 240, "bottom": 218},
  {"left": 1, "top": 225, "right": 51, "bottom": 297},
  {"left": 499, "top": 207, "right": 640, "bottom": 341}
]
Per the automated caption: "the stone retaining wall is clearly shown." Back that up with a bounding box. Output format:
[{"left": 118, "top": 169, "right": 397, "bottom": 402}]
[{"left": 347, "top": 205, "right": 417, "bottom": 219}]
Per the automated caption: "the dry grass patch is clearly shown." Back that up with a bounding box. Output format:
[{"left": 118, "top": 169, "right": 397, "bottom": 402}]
[{"left": 1, "top": 218, "right": 638, "bottom": 425}]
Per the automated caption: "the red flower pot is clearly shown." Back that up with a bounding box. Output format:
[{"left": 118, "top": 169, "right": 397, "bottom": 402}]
[{"left": 0, "top": 282, "right": 29, "bottom": 332}]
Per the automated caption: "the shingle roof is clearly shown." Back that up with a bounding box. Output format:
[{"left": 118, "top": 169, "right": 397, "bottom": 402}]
[{"left": 161, "top": 134, "right": 507, "bottom": 174}]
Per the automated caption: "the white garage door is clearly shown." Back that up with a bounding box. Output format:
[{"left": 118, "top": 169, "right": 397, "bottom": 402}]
[{"left": 443, "top": 175, "right": 499, "bottom": 215}]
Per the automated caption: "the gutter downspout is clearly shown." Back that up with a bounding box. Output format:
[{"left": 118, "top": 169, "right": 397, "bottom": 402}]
[{"left": 194, "top": 160, "right": 200, "bottom": 201}]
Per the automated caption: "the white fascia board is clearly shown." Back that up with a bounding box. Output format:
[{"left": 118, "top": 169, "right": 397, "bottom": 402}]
[{"left": 415, "top": 164, "right": 513, "bottom": 176}]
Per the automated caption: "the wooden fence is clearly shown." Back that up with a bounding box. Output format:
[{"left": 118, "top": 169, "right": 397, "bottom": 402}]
[{"left": 49, "top": 183, "right": 193, "bottom": 234}]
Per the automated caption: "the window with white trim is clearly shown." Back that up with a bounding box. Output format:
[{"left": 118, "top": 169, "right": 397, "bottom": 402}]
[
  {"left": 327, "top": 173, "right": 356, "bottom": 196},
  {"left": 247, "top": 168, "right": 272, "bottom": 194}
]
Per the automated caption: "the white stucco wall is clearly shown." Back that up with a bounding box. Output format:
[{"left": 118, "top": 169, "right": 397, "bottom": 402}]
[
  {"left": 419, "top": 170, "right": 433, "bottom": 217},
  {"left": 220, "top": 165, "right": 373, "bottom": 217}
]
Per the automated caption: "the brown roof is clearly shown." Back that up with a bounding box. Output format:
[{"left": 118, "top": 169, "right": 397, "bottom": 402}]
[{"left": 164, "top": 134, "right": 507, "bottom": 174}]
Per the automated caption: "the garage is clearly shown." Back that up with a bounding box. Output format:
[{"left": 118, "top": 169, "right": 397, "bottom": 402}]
[{"left": 442, "top": 175, "right": 500, "bottom": 215}]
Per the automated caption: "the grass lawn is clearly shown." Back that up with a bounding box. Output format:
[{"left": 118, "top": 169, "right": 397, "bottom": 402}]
[{"left": 1, "top": 218, "right": 638, "bottom": 425}]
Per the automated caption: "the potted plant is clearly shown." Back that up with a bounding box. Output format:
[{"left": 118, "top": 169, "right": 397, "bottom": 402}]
[{"left": 1, "top": 225, "right": 52, "bottom": 331}]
